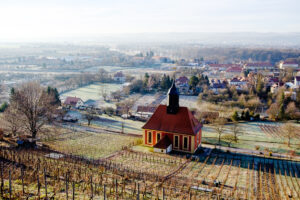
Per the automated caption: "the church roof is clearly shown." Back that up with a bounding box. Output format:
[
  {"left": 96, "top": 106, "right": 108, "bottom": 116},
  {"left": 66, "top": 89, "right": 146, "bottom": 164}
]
[{"left": 142, "top": 105, "right": 202, "bottom": 135}]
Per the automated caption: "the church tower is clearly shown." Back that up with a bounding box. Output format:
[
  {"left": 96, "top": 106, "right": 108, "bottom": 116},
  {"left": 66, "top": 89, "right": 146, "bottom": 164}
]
[{"left": 167, "top": 81, "right": 179, "bottom": 114}]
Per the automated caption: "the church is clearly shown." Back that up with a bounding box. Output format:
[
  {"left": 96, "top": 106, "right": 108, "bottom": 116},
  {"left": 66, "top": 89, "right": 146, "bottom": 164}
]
[{"left": 142, "top": 82, "right": 202, "bottom": 153}]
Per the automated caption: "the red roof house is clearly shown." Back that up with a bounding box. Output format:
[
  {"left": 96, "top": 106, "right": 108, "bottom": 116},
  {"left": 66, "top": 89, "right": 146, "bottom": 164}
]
[
  {"left": 64, "top": 97, "right": 84, "bottom": 108},
  {"left": 142, "top": 82, "right": 202, "bottom": 153}
]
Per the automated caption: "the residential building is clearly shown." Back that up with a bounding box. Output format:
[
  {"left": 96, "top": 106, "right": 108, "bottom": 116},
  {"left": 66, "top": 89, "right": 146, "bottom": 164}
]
[
  {"left": 63, "top": 97, "right": 84, "bottom": 108},
  {"left": 113, "top": 72, "right": 126, "bottom": 83},
  {"left": 244, "top": 62, "right": 274, "bottom": 71},
  {"left": 294, "top": 76, "right": 300, "bottom": 87},
  {"left": 279, "top": 61, "right": 299, "bottom": 70},
  {"left": 175, "top": 76, "right": 190, "bottom": 94}
]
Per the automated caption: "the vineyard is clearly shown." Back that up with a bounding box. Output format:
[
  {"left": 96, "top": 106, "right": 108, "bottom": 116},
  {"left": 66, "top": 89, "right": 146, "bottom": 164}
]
[
  {"left": 0, "top": 146, "right": 299, "bottom": 199},
  {"left": 258, "top": 123, "right": 284, "bottom": 138}
]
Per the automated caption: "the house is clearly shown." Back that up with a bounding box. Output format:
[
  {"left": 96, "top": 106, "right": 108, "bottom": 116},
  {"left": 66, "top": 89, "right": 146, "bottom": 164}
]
[
  {"left": 142, "top": 83, "right": 202, "bottom": 153},
  {"left": 229, "top": 77, "right": 247, "bottom": 86},
  {"left": 294, "top": 76, "right": 300, "bottom": 87},
  {"left": 113, "top": 72, "right": 125, "bottom": 83},
  {"left": 134, "top": 106, "right": 157, "bottom": 120},
  {"left": 225, "top": 66, "right": 243, "bottom": 77},
  {"left": 176, "top": 76, "right": 190, "bottom": 94},
  {"left": 63, "top": 97, "right": 84, "bottom": 108},
  {"left": 244, "top": 62, "right": 274, "bottom": 71},
  {"left": 229, "top": 77, "right": 248, "bottom": 91},
  {"left": 210, "top": 79, "right": 227, "bottom": 94},
  {"left": 279, "top": 61, "right": 299, "bottom": 70}
]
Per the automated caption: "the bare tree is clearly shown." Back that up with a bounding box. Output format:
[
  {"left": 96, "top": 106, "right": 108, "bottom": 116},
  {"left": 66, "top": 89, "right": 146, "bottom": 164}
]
[
  {"left": 2, "top": 104, "right": 22, "bottom": 137},
  {"left": 111, "top": 90, "right": 122, "bottom": 102},
  {"left": 213, "top": 117, "right": 227, "bottom": 145},
  {"left": 117, "top": 98, "right": 136, "bottom": 116},
  {"left": 85, "top": 110, "right": 96, "bottom": 126},
  {"left": 8, "top": 82, "right": 57, "bottom": 139},
  {"left": 283, "top": 123, "right": 296, "bottom": 147},
  {"left": 100, "top": 87, "right": 108, "bottom": 101},
  {"left": 231, "top": 121, "right": 243, "bottom": 143}
]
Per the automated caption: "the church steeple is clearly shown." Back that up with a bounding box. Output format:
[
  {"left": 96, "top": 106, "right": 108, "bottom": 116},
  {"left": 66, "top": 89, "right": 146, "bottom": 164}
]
[{"left": 167, "top": 80, "right": 179, "bottom": 114}]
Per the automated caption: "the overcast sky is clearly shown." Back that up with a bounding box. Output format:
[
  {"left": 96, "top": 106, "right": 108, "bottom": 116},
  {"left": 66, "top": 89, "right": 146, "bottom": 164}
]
[{"left": 0, "top": 0, "right": 299, "bottom": 40}]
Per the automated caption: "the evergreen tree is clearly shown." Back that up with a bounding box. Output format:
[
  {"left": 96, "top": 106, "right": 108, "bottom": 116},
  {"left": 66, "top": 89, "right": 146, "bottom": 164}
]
[{"left": 231, "top": 111, "right": 239, "bottom": 121}]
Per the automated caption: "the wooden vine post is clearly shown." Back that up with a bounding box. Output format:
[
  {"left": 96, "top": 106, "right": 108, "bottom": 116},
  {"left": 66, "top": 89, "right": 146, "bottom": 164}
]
[
  {"left": 104, "top": 184, "right": 106, "bottom": 200},
  {"left": 9, "top": 170, "right": 12, "bottom": 199},
  {"left": 44, "top": 168, "right": 48, "bottom": 199},
  {"left": 21, "top": 167, "right": 25, "bottom": 195},
  {"left": 0, "top": 161, "right": 3, "bottom": 197},
  {"left": 72, "top": 181, "right": 75, "bottom": 200}
]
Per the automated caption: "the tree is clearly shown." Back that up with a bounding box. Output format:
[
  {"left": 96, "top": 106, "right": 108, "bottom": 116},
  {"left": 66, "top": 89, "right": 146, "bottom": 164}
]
[
  {"left": 231, "top": 111, "right": 239, "bottom": 122},
  {"left": 111, "top": 90, "right": 122, "bottom": 102},
  {"left": 0, "top": 102, "right": 8, "bottom": 112},
  {"left": 222, "top": 134, "right": 236, "bottom": 147},
  {"left": 47, "top": 86, "right": 61, "bottom": 105},
  {"left": 85, "top": 110, "right": 96, "bottom": 126},
  {"left": 2, "top": 104, "right": 22, "bottom": 136},
  {"left": 189, "top": 76, "right": 199, "bottom": 90},
  {"left": 267, "top": 103, "right": 279, "bottom": 120},
  {"left": 244, "top": 109, "right": 250, "bottom": 121},
  {"left": 213, "top": 117, "right": 227, "bottom": 145},
  {"left": 231, "top": 121, "right": 243, "bottom": 142},
  {"left": 7, "top": 82, "right": 58, "bottom": 139},
  {"left": 282, "top": 123, "right": 296, "bottom": 147},
  {"left": 100, "top": 87, "right": 108, "bottom": 101},
  {"left": 117, "top": 98, "right": 136, "bottom": 116},
  {"left": 285, "top": 102, "right": 299, "bottom": 120}
]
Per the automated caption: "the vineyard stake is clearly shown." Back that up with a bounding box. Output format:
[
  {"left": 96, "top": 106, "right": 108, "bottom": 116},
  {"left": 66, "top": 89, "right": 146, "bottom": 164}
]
[
  {"left": 9, "top": 170, "right": 12, "bottom": 199},
  {"left": 65, "top": 173, "right": 69, "bottom": 200},
  {"left": 37, "top": 171, "right": 40, "bottom": 199},
  {"left": 21, "top": 167, "right": 24, "bottom": 195},
  {"left": 90, "top": 175, "right": 93, "bottom": 199},
  {"left": 115, "top": 179, "right": 118, "bottom": 200},
  {"left": 44, "top": 168, "right": 48, "bottom": 199},
  {"left": 72, "top": 181, "right": 75, "bottom": 200},
  {"left": 104, "top": 184, "right": 106, "bottom": 200},
  {"left": 162, "top": 187, "right": 165, "bottom": 200},
  {"left": 0, "top": 161, "right": 3, "bottom": 197},
  {"left": 136, "top": 183, "right": 139, "bottom": 200}
]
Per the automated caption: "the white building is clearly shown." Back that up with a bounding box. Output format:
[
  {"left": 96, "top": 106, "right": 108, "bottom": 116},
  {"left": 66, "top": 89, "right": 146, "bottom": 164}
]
[
  {"left": 279, "top": 61, "right": 299, "bottom": 70},
  {"left": 294, "top": 76, "right": 300, "bottom": 87},
  {"left": 113, "top": 72, "right": 126, "bottom": 83}
]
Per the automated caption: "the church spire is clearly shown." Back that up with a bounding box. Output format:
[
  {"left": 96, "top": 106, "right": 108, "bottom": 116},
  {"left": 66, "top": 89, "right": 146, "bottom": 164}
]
[{"left": 167, "top": 80, "right": 179, "bottom": 114}]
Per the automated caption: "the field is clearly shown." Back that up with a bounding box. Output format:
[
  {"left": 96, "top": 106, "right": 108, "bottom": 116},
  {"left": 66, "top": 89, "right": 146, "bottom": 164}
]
[
  {"left": 203, "top": 122, "right": 300, "bottom": 155},
  {"left": 60, "top": 83, "right": 123, "bottom": 108},
  {"left": 0, "top": 146, "right": 299, "bottom": 199}
]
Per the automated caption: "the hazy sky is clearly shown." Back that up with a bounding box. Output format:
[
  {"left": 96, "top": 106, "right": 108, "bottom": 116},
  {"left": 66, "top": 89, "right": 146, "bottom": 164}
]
[{"left": 0, "top": 0, "right": 299, "bottom": 40}]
